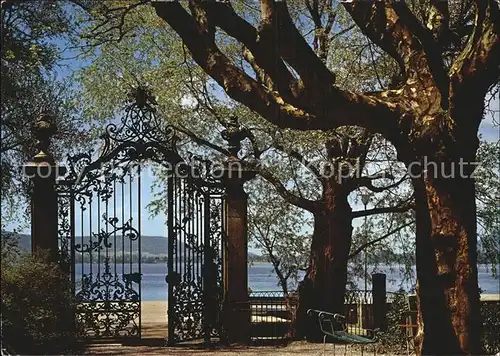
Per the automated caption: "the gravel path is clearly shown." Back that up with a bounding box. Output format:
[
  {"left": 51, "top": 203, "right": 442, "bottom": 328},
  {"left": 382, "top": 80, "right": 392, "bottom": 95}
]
[{"left": 86, "top": 341, "right": 399, "bottom": 355}]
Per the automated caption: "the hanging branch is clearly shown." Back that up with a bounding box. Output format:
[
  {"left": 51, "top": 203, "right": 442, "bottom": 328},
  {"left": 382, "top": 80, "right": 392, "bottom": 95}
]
[{"left": 348, "top": 219, "right": 416, "bottom": 259}]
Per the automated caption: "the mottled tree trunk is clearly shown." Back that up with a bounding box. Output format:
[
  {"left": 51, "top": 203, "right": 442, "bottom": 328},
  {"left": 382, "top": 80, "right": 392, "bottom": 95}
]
[
  {"left": 409, "top": 138, "right": 482, "bottom": 354},
  {"left": 295, "top": 189, "right": 352, "bottom": 340}
]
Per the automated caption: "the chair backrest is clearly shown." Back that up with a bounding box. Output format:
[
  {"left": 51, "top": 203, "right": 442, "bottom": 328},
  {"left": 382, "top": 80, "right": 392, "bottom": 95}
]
[{"left": 308, "top": 309, "right": 346, "bottom": 335}]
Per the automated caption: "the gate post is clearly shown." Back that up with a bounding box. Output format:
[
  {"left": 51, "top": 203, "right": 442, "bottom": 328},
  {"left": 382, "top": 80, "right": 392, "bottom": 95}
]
[
  {"left": 23, "top": 115, "right": 62, "bottom": 260},
  {"left": 219, "top": 117, "right": 255, "bottom": 344},
  {"left": 372, "top": 273, "right": 387, "bottom": 331}
]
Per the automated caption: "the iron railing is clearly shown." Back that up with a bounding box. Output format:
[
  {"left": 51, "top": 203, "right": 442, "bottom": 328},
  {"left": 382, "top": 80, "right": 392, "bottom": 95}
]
[
  {"left": 249, "top": 291, "right": 291, "bottom": 341},
  {"left": 343, "top": 290, "right": 374, "bottom": 336},
  {"left": 248, "top": 289, "right": 389, "bottom": 340}
]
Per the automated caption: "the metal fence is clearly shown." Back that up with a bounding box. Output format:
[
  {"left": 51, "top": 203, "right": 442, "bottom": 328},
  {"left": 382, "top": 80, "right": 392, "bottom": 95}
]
[
  {"left": 249, "top": 291, "right": 291, "bottom": 341},
  {"left": 343, "top": 290, "right": 374, "bottom": 336},
  {"left": 248, "top": 289, "right": 386, "bottom": 340}
]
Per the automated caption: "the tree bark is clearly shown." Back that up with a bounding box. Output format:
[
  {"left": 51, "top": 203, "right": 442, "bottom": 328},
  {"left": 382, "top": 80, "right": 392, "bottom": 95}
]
[
  {"left": 295, "top": 188, "right": 353, "bottom": 340},
  {"left": 409, "top": 142, "right": 482, "bottom": 355}
]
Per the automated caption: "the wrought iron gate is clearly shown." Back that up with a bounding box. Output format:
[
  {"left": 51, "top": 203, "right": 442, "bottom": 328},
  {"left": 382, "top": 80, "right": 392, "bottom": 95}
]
[
  {"left": 56, "top": 88, "right": 224, "bottom": 342},
  {"left": 166, "top": 176, "right": 224, "bottom": 344}
]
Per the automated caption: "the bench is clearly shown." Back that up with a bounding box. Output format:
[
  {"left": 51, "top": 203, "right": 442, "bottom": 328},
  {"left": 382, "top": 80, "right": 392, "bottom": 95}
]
[{"left": 307, "top": 309, "right": 378, "bottom": 355}]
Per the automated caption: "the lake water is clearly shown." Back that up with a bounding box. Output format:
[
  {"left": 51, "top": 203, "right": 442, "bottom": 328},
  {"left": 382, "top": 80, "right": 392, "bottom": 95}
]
[{"left": 75, "top": 263, "right": 499, "bottom": 301}]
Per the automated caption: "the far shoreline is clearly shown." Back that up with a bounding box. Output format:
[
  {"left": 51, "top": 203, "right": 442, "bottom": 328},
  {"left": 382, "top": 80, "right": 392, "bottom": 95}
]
[{"left": 139, "top": 294, "right": 500, "bottom": 303}]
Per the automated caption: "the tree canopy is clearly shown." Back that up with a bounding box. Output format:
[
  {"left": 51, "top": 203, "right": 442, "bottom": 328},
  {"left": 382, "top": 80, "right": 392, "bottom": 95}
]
[{"left": 0, "top": 0, "right": 86, "bottom": 222}]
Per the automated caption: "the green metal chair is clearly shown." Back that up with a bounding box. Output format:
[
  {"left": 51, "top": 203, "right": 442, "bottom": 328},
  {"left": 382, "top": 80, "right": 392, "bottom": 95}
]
[{"left": 307, "top": 309, "right": 378, "bottom": 356}]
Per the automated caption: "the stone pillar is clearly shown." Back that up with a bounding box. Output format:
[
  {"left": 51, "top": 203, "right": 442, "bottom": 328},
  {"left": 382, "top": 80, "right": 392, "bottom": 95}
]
[
  {"left": 220, "top": 117, "right": 255, "bottom": 344},
  {"left": 372, "top": 273, "right": 387, "bottom": 331},
  {"left": 223, "top": 173, "right": 251, "bottom": 343},
  {"left": 23, "top": 115, "right": 62, "bottom": 260}
]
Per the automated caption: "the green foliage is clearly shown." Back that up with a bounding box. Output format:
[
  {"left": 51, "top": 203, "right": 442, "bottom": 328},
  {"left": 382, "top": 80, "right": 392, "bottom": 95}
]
[
  {"left": 1, "top": 0, "right": 87, "bottom": 225},
  {"left": 0, "top": 231, "right": 21, "bottom": 265},
  {"left": 481, "top": 302, "right": 500, "bottom": 355},
  {"left": 247, "top": 176, "right": 312, "bottom": 293},
  {"left": 74, "top": 0, "right": 498, "bottom": 299},
  {"left": 1, "top": 1, "right": 68, "bottom": 72},
  {"left": 377, "top": 291, "right": 500, "bottom": 354},
  {"left": 377, "top": 290, "right": 411, "bottom": 354},
  {"left": 75, "top": 1, "right": 419, "bottom": 297},
  {"left": 1, "top": 241, "right": 82, "bottom": 355},
  {"left": 475, "top": 140, "right": 500, "bottom": 276}
]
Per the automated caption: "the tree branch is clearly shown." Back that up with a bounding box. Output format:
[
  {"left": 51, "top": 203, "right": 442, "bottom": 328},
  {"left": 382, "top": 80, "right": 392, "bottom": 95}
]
[
  {"left": 249, "top": 162, "right": 317, "bottom": 212},
  {"left": 204, "top": 1, "right": 301, "bottom": 104},
  {"left": 348, "top": 220, "right": 415, "bottom": 259},
  {"left": 354, "top": 173, "right": 409, "bottom": 193},
  {"left": 242, "top": 46, "right": 274, "bottom": 89},
  {"left": 427, "top": 0, "right": 449, "bottom": 41},
  {"left": 273, "top": 142, "right": 322, "bottom": 180},
  {"left": 175, "top": 125, "right": 230, "bottom": 157},
  {"left": 351, "top": 204, "right": 413, "bottom": 219},
  {"left": 0, "top": 139, "right": 26, "bottom": 154},
  {"left": 77, "top": 0, "right": 149, "bottom": 45},
  {"left": 392, "top": 2, "right": 449, "bottom": 107},
  {"left": 343, "top": 0, "right": 449, "bottom": 107},
  {"left": 342, "top": 1, "right": 408, "bottom": 76},
  {"left": 272, "top": 1, "right": 336, "bottom": 102},
  {"left": 450, "top": 0, "right": 500, "bottom": 114},
  {"left": 307, "top": 0, "right": 336, "bottom": 62},
  {"left": 172, "top": 119, "right": 315, "bottom": 211},
  {"left": 152, "top": 2, "right": 317, "bottom": 129},
  {"left": 152, "top": 1, "right": 404, "bottom": 138}
]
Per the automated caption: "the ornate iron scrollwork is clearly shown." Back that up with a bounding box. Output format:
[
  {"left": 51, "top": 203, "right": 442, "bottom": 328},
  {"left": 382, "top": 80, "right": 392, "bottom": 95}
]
[
  {"left": 57, "top": 182, "right": 73, "bottom": 276},
  {"left": 63, "top": 86, "right": 181, "bottom": 192},
  {"left": 207, "top": 194, "right": 225, "bottom": 338},
  {"left": 170, "top": 275, "right": 205, "bottom": 342},
  {"left": 75, "top": 215, "right": 138, "bottom": 253},
  {"left": 55, "top": 85, "right": 225, "bottom": 342},
  {"left": 76, "top": 258, "right": 140, "bottom": 338},
  {"left": 74, "top": 215, "right": 141, "bottom": 338}
]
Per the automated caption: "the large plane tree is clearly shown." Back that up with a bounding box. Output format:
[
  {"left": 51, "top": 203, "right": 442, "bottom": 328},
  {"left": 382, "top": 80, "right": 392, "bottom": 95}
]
[{"left": 148, "top": 1, "right": 499, "bottom": 354}]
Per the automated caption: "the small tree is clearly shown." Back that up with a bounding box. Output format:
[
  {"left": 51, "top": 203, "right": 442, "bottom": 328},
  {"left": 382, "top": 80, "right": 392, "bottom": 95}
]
[{"left": 248, "top": 176, "right": 311, "bottom": 294}]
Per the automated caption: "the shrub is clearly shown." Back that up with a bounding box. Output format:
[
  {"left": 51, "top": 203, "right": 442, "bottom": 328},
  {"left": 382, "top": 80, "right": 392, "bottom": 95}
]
[
  {"left": 377, "top": 290, "right": 409, "bottom": 354},
  {"left": 481, "top": 301, "right": 500, "bottom": 355},
  {"left": 378, "top": 290, "right": 500, "bottom": 355},
  {"left": 1, "top": 247, "right": 83, "bottom": 354}
]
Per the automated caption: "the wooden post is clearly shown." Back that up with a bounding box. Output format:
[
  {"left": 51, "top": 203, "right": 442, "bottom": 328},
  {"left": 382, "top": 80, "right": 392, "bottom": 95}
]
[
  {"left": 372, "top": 273, "right": 387, "bottom": 331},
  {"left": 23, "top": 115, "right": 61, "bottom": 260}
]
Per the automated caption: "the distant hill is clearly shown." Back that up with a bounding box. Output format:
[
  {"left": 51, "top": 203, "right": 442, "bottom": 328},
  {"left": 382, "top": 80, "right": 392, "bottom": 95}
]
[
  {"left": 2, "top": 232, "right": 268, "bottom": 263},
  {"left": 10, "top": 233, "right": 31, "bottom": 251},
  {"left": 4, "top": 233, "right": 169, "bottom": 255}
]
